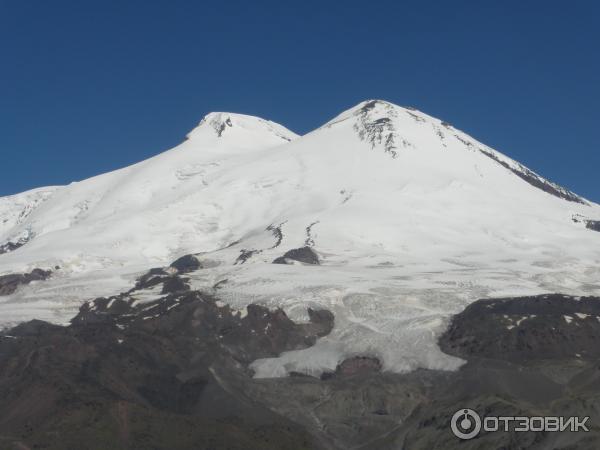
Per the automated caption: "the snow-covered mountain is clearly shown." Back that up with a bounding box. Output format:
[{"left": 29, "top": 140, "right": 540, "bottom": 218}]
[{"left": 1, "top": 100, "right": 599, "bottom": 377}]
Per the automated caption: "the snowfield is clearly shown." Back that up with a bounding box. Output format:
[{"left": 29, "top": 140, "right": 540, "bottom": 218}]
[{"left": 1, "top": 100, "right": 599, "bottom": 377}]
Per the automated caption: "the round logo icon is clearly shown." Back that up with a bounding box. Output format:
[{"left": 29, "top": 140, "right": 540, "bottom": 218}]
[{"left": 451, "top": 408, "right": 481, "bottom": 440}]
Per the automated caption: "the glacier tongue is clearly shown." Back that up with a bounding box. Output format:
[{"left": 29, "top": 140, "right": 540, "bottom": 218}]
[{"left": 1, "top": 100, "right": 599, "bottom": 377}]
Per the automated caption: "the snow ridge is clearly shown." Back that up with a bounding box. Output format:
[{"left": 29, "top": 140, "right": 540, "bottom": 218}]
[{"left": 186, "top": 112, "right": 298, "bottom": 143}]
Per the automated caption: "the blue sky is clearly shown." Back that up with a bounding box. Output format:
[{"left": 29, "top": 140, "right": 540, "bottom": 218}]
[{"left": 1, "top": 0, "right": 598, "bottom": 201}]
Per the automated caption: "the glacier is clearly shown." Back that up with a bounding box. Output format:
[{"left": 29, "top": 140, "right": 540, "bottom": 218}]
[{"left": 1, "top": 100, "right": 599, "bottom": 377}]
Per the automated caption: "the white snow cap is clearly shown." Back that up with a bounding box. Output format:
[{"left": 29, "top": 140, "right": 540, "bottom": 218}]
[
  {"left": 324, "top": 99, "right": 430, "bottom": 126},
  {"left": 186, "top": 111, "right": 299, "bottom": 143}
]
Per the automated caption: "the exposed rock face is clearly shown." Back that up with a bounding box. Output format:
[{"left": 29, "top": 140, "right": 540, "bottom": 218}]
[
  {"left": 273, "top": 246, "right": 320, "bottom": 265},
  {"left": 131, "top": 267, "right": 171, "bottom": 290},
  {"left": 160, "top": 275, "right": 190, "bottom": 294},
  {"left": 586, "top": 220, "right": 600, "bottom": 232},
  {"left": 321, "top": 356, "right": 383, "bottom": 379},
  {"left": 130, "top": 266, "right": 192, "bottom": 295},
  {"left": 0, "top": 240, "right": 26, "bottom": 255},
  {"left": 0, "top": 279, "right": 333, "bottom": 449},
  {"left": 336, "top": 356, "right": 382, "bottom": 377},
  {"left": 73, "top": 287, "right": 334, "bottom": 368},
  {"left": 235, "top": 248, "right": 259, "bottom": 264},
  {"left": 439, "top": 294, "right": 600, "bottom": 362},
  {"left": 169, "top": 253, "right": 202, "bottom": 273},
  {"left": 352, "top": 100, "right": 400, "bottom": 157},
  {"left": 0, "top": 268, "right": 52, "bottom": 296}
]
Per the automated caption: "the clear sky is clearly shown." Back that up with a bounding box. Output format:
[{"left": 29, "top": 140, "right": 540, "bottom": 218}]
[{"left": 1, "top": 0, "right": 598, "bottom": 201}]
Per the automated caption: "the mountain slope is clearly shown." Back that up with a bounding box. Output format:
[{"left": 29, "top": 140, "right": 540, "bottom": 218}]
[{"left": 1, "top": 100, "right": 599, "bottom": 377}]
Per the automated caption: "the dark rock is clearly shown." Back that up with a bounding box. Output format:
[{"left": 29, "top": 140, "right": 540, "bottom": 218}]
[
  {"left": 335, "top": 356, "right": 382, "bottom": 377},
  {"left": 304, "top": 221, "right": 319, "bottom": 246},
  {"left": 439, "top": 294, "right": 600, "bottom": 363},
  {"left": 353, "top": 101, "right": 399, "bottom": 157},
  {"left": 0, "top": 236, "right": 30, "bottom": 255},
  {"left": 319, "top": 371, "right": 335, "bottom": 381},
  {"left": 236, "top": 248, "right": 260, "bottom": 264},
  {"left": 288, "top": 371, "right": 317, "bottom": 379},
  {"left": 131, "top": 268, "right": 169, "bottom": 290},
  {"left": 169, "top": 254, "right": 202, "bottom": 273},
  {"left": 72, "top": 296, "right": 133, "bottom": 325},
  {"left": 215, "top": 116, "right": 233, "bottom": 137},
  {"left": 130, "top": 267, "right": 192, "bottom": 295},
  {"left": 70, "top": 290, "right": 334, "bottom": 368},
  {"left": 307, "top": 308, "right": 334, "bottom": 328},
  {"left": 7, "top": 319, "right": 63, "bottom": 337},
  {"left": 267, "top": 222, "right": 285, "bottom": 249},
  {"left": 0, "top": 240, "right": 25, "bottom": 255},
  {"left": 221, "top": 303, "right": 334, "bottom": 361},
  {"left": 0, "top": 268, "right": 52, "bottom": 296},
  {"left": 0, "top": 289, "right": 331, "bottom": 450},
  {"left": 586, "top": 220, "right": 600, "bottom": 232},
  {"left": 161, "top": 276, "right": 190, "bottom": 294},
  {"left": 105, "top": 297, "right": 131, "bottom": 315},
  {"left": 360, "top": 99, "right": 380, "bottom": 112},
  {"left": 273, "top": 247, "right": 320, "bottom": 265}
]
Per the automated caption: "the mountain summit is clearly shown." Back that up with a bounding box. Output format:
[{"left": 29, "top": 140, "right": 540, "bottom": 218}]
[
  {"left": 324, "top": 99, "right": 585, "bottom": 203},
  {"left": 186, "top": 111, "right": 298, "bottom": 145},
  {"left": 1, "top": 100, "right": 599, "bottom": 377}
]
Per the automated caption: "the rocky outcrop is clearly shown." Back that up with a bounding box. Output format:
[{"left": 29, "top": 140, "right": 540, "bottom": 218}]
[
  {"left": 131, "top": 267, "right": 171, "bottom": 290},
  {"left": 439, "top": 294, "right": 600, "bottom": 362},
  {"left": 352, "top": 100, "right": 401, "bottom": 158},
  {"left": 572, "top": 214, "right": 600, "bottom": 233},
  {"left": 0, "top": 240, "right": 26, "bottom": 255},
  {"left": 335, "top": 355, "right": 382, "bottom": 377},
  {"left": 273, "top": 246, "right": 319, "bottom": 265},
  {"left": 0, "top": 278, "right": 332, "bottom": 449},
  {"left": 586, "top": 220, "right": 600, "bottom": 232},
  {"left": 321, "top": 355, "right": 382, "bottom": 380},
  {"left": 169, "top": 253, "right": 202, "bottom": 273},
  {"left": 130, "top": 259, "right": 198, "bottom": 295},
  {"left": 0, "top": 268, "right": 52, "bottom": 296},
  {"left": 235, "top": 248, "right": 260, "bottom": 264}
]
